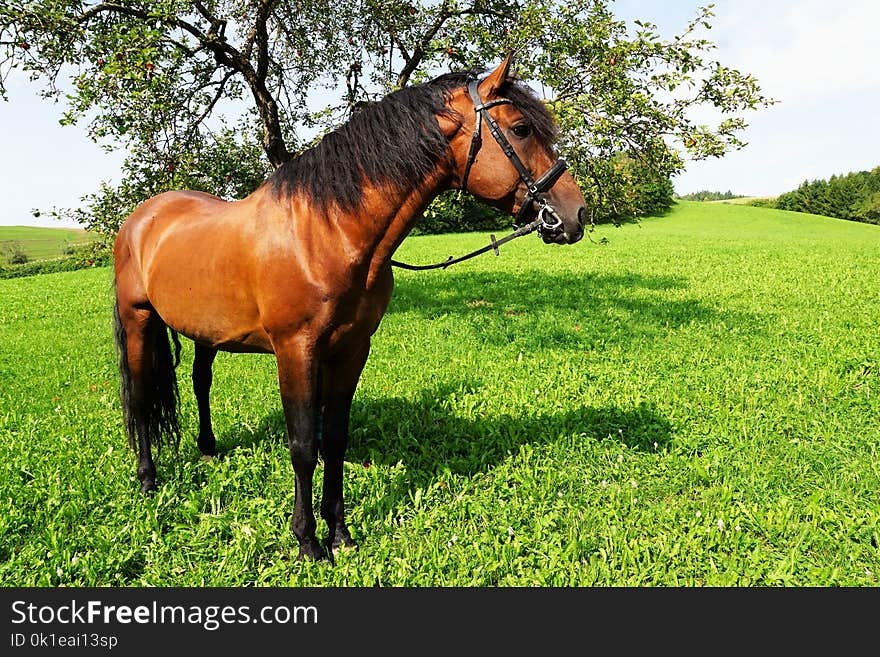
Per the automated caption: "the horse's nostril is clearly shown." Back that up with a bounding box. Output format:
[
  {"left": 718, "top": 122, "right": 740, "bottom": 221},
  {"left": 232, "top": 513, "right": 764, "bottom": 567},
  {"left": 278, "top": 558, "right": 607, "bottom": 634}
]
[{"left": 577, "top": 206, "right": 586, "bottom": 229}]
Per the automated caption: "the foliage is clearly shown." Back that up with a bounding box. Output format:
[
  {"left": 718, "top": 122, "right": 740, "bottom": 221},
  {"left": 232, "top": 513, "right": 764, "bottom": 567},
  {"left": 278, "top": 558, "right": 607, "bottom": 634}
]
[
  {"left": 420, "top": 154, "right": 676, "bottom": 234},
  {"left": 852, "top": 191, "right": 880, "bottom": 225},
  {"left": 3, "top": 241, "right": 28, "bottom": 265},
  {"left": 51, "top": 125, "right": 272, "bottom": 249},
  {"left": 413, "top": 191, "right": 509, "bottom": 235},
  {"left": 746, "top": 198, "right": 775, "bottom": 208},
  {"left": 0, "top": 241, "right": 110, "bottom": 279},
  {"left": 676, "top": 190, "right": 743, "bottom": 202},
  {"left": 774, "top": 166, "right": 880, "bottom": 225},
  {"left": 1, "top": 202, "right": 878, "bottom": 585},
  {"left": 2, "top": 1, "right": 772, "bottom": 239}
]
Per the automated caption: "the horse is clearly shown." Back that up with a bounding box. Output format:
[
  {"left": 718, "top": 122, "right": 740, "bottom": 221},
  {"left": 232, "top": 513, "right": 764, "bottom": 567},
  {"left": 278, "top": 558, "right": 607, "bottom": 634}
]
[{"left": 112, "top": 54, "right": 587, "bottom": 561}]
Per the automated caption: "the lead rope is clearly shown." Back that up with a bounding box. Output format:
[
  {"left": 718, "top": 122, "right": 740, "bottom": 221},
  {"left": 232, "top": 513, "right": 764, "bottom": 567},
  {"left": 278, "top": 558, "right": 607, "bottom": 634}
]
[{"left": 389, "top": 213, "right": 546, "bottom": 271}]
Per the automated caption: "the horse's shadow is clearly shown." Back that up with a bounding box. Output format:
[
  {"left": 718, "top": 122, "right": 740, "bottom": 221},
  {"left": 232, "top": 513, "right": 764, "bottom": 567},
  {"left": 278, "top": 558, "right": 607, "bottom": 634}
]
[
  {"left": 218, "top": 385, "right": 672, "bottom": 515},
  {"left": 383, "top": 268, "right": 754, "bottom": 351}
]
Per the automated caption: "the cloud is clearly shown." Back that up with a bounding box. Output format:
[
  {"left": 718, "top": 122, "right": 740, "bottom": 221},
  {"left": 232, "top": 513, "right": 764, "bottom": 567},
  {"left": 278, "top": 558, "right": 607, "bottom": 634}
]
[
  {"left": 714, "top": 0, "right": 880, "bottom": 105},
  {"left": 655, "top": 0, "right": 880, "bottom": 197}
]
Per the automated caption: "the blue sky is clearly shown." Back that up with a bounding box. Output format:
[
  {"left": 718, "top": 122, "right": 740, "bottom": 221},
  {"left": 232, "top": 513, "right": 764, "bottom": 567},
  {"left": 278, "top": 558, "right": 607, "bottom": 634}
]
[{"left": 1, "top": 0, "right": 879, "bottom": 228}]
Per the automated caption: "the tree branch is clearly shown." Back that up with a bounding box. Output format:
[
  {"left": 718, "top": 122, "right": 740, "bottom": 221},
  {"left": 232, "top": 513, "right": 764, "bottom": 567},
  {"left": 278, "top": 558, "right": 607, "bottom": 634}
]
[
  {"left": 254, "top": 0, "right": 277, "bottom": 85},
  {"left": 395, "top": 6, "right": 453, "bottom": 88}
]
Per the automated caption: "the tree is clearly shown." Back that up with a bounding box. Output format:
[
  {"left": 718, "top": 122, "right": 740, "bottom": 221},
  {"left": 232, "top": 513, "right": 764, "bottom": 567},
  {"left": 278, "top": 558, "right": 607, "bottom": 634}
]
[
  {"left": 772, "top": 166, "right": 880, "bottom": 225},
  {"left": 1, "top": 1, "right": 773, "bottom": 238},
  {"left": 676, "top": 190, "right": 743, "bottom": 202},
  {"left": 853, "top": 191, "right": 880, "bottom": 225},
  {"left": 3, "top": 241, "right": 28, "bottom": 265}
]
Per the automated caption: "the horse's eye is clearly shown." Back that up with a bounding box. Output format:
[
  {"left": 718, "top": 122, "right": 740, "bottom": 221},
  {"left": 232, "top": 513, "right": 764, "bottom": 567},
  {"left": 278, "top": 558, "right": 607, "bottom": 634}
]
[{"left": 511, "top": 124, "right": 532, "bottom": 139}]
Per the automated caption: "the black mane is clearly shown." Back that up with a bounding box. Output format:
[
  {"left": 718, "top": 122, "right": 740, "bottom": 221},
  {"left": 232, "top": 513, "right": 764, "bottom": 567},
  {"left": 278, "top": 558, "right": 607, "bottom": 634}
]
[{"left": 269, "top": 70, "right": 559, "bottom": 211}]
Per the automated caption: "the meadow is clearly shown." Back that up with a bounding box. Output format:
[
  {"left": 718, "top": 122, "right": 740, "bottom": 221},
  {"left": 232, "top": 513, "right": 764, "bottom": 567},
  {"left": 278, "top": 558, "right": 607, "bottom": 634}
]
[
  {"left": 0, "top": 201, "right": 877, "bottom": 586},
  {"left": 0, "top": 225, "right": 96, "bottom": 263}
]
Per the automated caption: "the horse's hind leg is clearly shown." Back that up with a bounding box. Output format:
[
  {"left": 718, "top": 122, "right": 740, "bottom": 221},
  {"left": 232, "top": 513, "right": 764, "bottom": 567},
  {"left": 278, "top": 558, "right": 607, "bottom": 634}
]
[
  {"left": 192, "top": 344, "right": 218, "bottom": 457},
  {"left": 114, "top": 291, "right": 181, "bottom": 494},
  {"left": 115, "top": 304, "right": 161, "bottom": 492},
  {"left": 319, "top": 340, "right": 371, "bottom": 554}
]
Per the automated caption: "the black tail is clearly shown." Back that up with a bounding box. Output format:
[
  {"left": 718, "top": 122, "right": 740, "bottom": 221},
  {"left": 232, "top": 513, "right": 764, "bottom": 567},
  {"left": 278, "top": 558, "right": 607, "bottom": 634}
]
[{"left": 113, "top": 296, "right": 182, "bottom": 452}]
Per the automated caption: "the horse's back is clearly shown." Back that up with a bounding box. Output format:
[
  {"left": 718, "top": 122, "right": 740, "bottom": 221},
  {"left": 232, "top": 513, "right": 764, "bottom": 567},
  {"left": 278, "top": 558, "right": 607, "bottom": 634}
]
[{"left": 117, "top": 189, "right": 229, "bottom": 244}]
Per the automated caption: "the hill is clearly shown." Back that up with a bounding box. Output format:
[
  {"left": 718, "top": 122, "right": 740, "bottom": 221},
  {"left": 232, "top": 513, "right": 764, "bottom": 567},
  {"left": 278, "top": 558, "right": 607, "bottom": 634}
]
[
  {"left": 708, "top": 196, "right": 776, "bottom": 205},
  {"left": 0, "top": 225, "right": 96, "bottom": 263}
]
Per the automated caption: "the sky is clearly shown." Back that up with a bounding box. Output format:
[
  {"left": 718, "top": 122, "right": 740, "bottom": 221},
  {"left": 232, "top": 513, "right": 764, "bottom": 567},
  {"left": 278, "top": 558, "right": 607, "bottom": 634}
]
[{"left": 1, "top": 0, "right": 879, "bottom": 228}]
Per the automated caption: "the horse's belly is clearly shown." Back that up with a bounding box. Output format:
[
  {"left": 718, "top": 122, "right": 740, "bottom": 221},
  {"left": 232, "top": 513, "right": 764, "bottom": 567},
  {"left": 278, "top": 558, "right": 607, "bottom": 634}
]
[
  {"left": 144, "top": 257, "right": 270, "bottom": 351},
  {"left": 163, "top": 303, "right": 272, "bottom": 353}
]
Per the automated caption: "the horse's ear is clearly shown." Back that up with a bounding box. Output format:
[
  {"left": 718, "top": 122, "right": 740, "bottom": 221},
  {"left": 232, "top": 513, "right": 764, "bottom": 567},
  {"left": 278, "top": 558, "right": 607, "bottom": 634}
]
[{"left": 478, "top": 52, "right": 514, "bottom": 97}]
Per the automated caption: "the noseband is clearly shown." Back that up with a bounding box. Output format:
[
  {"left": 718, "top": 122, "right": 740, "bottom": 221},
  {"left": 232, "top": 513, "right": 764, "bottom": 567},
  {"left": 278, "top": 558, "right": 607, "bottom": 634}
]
[{"left": 459, "top": 77, "right": 569, "bottom": 238}]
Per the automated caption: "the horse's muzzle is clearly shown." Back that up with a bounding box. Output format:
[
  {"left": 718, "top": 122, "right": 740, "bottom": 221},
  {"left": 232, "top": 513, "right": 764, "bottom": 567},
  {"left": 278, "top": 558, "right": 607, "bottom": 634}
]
[
  {"left": 540, "top": 206, "right": 584, "bottom": 244},
  {"left": 541, "top": 229, "right": 582, "bottom": 245}
]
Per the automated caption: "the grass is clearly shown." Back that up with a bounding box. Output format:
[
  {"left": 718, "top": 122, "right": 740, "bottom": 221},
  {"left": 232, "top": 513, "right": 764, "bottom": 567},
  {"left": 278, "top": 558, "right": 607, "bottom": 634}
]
[
  {"left": 0, "top": 200, "right": 878, "bottom": 586},
  {"left": 0, "top": 225, "right": 96, "bottom": 263}
]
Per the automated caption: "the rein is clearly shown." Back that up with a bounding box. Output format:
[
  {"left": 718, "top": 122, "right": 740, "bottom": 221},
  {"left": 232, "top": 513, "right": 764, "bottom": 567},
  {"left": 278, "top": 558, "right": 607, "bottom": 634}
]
[
  {"left": 391, "top": 76, "right": 569, "bottom": 272},
  {"left": 389, "top": 214, "right": 546, "bottom": 271}
]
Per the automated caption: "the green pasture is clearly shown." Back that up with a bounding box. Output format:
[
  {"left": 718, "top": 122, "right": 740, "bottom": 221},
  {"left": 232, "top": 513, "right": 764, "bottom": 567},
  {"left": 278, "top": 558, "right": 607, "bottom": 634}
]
[
  {"left": 0, "top": 225, "right": 96, "bottom": 262},
  {"left": 0, "top": 201, "right": 877, "bottom": 585}
]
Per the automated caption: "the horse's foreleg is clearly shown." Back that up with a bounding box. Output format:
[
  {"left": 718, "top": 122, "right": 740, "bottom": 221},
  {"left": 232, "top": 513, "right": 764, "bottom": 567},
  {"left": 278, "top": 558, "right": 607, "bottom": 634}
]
[
  {"left": 274, "top": 337, "right": 324, "bottom": 561},
  {"left": 192, "top": 344, "right": 217, "bottom": 457},
  {"left": 320, "top": 340, "right": 370, "bottom": 554}
]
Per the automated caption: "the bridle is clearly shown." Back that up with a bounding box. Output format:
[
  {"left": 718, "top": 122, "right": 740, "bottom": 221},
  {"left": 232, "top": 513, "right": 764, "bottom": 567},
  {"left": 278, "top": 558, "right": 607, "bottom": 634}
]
[
  {"left": 390, "top": 75, "right": 571, "bottom": 272},
  {"left": 459, "top": 77, "right": 569, "bottom": 238}
]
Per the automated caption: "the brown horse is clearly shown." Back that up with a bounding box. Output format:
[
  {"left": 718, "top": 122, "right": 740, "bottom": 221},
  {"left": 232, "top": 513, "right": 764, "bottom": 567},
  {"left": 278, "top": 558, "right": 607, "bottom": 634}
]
[{"left": 112, "top": 55, "right": 586, "bottom": 561}]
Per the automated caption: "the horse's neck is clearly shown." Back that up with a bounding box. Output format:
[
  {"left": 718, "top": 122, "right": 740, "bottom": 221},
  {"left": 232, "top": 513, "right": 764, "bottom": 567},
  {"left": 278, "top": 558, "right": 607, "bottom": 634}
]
[{"left": 360, "top": 167, "right": 452, "bottom": 286}]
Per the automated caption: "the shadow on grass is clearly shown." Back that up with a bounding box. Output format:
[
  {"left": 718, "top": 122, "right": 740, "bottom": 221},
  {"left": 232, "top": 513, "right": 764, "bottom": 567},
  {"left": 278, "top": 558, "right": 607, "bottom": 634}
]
[
  {"left": 346, "top": 386, "right": 672, "bottom": 475},
  {"left": 384, "top": 269, "right": 754, "bottom": 350},
  {"left": 215, "top": 383, "right": 672, "bottom": 516},
  {"left": 388, "top": 270, "right": 691, "bottom": 316}
]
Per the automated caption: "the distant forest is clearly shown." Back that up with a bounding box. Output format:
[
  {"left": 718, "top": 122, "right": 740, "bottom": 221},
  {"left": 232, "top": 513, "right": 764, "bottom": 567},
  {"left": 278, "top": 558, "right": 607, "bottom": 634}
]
[
  {"left": 775, "top": 166, "right": 880, "bottom": 225},
  {"left": 676, "top": 190, "right": 744, "bottom": 202},
  {"left": 676, "top": 166, "right": 880, "bottom": 225}
]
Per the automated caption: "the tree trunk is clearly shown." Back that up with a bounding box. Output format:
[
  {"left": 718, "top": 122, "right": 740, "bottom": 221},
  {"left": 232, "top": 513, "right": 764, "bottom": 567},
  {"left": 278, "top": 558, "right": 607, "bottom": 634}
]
[{"left": 252, "top": 84, "right": 290, "bottom": 168}]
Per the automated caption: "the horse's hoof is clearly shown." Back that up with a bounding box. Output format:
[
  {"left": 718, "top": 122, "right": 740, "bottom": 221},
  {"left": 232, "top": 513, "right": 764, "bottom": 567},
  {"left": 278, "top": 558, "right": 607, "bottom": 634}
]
[
  {"left": 326, "top": 536, "right": 358, "bottom": 556},
  {"left": 297, "top": 539, "right": 328, "bottom": 562},
  {"left": 198, "top": 434, "right": 217, "bottom": 459},
  {"left": 140, "top": 480, "right": 158, "bottom": 495},
  {"left": 200, "top": 454, "right": 214, "bottom": 462}
]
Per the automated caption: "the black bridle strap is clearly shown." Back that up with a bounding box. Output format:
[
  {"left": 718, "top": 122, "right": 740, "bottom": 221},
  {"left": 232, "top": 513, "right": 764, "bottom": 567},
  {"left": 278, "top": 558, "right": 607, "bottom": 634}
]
[
  {"left": 457, "top": 93, "right": 513, "bottom": 199},
  {"left": 513, "top": 157, "right": 569, "bottom": 225},
  {"left": 459, "top": 79, "right": 529, "bottom": 196}
]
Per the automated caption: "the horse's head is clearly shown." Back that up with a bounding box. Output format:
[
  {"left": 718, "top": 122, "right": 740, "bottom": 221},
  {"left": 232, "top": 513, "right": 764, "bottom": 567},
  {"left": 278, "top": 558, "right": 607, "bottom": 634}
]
[{"left": 441, "top": 54, "right": 586, "bottom": 245}]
